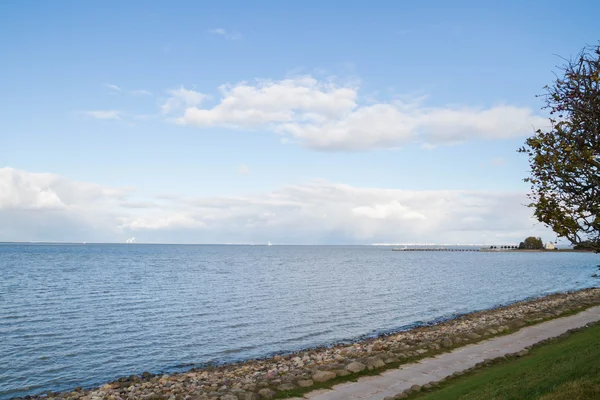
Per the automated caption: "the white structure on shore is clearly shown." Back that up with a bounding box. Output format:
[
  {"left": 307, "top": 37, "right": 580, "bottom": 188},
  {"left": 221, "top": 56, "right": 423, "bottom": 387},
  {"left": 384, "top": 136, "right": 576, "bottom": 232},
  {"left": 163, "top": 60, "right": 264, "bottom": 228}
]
[{"left": 545, "top": 242, "right": 556, "bottom": 250}]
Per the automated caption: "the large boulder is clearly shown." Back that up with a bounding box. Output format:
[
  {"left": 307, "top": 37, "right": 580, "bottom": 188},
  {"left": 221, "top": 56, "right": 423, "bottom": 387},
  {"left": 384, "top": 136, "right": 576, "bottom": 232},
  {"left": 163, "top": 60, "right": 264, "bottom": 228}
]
[
  {"left": 258, "top": 388, "right": 275, "bottom": 399},
  {"left": 312, "top": 370, "right": 336, "bottom": 383},
  {"left": 297, "top": 379, "right": 314, "bottom": 388},
  {"left": 238, "top": 393, "right": 260, "bottom": 400},
  {"left": 345, "top": 362, "right": 366, "bottom": 373},
  {"left": 365, "top": 357, "right": 385, "bottom": 369},
  {"left": 277, "top": 383, "right": 296, "bottom": 391}
]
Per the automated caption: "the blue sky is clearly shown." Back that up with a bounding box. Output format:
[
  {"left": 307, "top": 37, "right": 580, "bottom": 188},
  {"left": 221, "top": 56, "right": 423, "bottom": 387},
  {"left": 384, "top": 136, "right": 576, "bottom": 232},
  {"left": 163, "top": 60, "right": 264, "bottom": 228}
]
[{"left": 1, "top": 1, "right": 598, "bottom": 244}]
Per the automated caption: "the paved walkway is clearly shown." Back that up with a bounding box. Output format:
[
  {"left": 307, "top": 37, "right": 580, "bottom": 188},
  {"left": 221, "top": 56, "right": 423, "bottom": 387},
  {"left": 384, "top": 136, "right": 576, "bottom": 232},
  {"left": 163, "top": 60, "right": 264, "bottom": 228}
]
[{"left": 300, "top": 305, "right": 600, "bottom": 400}]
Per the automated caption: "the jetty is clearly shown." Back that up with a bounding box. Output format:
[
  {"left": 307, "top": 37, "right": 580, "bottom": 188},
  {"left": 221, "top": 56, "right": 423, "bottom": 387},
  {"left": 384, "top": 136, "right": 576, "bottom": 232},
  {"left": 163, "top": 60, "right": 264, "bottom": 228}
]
[{"left": 392, "top": 247, "right": 480, "bottom": 252}]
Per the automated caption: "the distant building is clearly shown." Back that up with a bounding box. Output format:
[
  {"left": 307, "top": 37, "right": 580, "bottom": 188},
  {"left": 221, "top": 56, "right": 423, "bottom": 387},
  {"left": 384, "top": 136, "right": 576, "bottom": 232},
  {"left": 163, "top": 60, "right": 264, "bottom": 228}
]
[{"left": 545, "top": 242, "right": 556, "bottom": 250}]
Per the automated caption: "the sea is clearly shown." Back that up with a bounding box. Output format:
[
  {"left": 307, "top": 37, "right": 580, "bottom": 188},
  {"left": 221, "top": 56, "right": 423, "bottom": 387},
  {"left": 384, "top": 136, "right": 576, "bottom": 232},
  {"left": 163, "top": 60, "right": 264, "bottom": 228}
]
[{"left": 1, "top": 243, "right": 598, "bottom": 399}]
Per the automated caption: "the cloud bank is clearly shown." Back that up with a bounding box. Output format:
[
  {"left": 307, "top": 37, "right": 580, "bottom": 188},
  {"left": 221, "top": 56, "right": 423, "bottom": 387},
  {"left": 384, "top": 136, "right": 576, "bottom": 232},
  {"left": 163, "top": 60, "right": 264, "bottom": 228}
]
[
  {"left": 0, "top": 167, "right": 550, "bottom": 244},
  {"left": 160, "top": 76, "right": 547, "bottom": 150}
]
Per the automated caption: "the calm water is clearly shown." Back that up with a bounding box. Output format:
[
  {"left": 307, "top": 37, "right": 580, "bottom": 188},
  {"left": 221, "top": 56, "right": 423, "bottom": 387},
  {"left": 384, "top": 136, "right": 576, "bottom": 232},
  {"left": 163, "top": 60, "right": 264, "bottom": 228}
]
[{"left": 1, "top": 244, "right": 598, "bottom": 399}]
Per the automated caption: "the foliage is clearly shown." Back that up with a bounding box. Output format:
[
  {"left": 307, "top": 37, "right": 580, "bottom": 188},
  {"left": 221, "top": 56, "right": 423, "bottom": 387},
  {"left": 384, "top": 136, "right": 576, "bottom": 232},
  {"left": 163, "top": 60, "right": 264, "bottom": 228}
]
[
  {"left": 573, "top": 240, "right": 597, "bottom": 251},
  {"left": 519, "top": 44, "right": 600, "bottom": 253},
  {"left": 518, "top": 236, "right": 544, "bottom": 250}
]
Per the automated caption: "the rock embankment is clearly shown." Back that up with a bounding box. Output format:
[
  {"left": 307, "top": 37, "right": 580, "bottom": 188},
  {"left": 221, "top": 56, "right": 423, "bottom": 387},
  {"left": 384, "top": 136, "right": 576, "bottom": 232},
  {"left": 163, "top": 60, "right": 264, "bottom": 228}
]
[{"left": 20, "top": 288, "right": 600, "bottom": 400}]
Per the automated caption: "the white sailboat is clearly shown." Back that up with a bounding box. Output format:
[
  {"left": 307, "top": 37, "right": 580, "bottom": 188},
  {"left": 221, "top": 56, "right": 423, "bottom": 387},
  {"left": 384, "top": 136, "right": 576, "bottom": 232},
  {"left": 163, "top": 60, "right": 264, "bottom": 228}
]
[{"left": 268, "top": 241, "right": 272, "bottom": 246}]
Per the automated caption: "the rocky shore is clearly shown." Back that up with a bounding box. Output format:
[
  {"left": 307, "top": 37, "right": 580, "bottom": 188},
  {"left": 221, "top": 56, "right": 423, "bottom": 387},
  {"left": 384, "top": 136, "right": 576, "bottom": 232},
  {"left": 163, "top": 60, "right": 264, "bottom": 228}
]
[{"left": 19, "top": 287, "right": 600, "bottom": 400}]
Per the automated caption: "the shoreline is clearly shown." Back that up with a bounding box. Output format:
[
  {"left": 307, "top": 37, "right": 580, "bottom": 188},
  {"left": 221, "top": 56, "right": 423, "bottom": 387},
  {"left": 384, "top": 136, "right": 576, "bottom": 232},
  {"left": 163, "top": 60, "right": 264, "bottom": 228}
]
[{"left": 14, "top": 286, "right": 600, "bottom": 400}]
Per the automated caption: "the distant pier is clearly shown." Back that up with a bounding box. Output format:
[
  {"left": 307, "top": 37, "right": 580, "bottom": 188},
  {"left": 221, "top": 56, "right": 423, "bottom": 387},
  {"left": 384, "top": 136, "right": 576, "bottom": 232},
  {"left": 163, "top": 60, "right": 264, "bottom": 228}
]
[{"left": 392, "top": 248, "right": 480, "bottom": 252}]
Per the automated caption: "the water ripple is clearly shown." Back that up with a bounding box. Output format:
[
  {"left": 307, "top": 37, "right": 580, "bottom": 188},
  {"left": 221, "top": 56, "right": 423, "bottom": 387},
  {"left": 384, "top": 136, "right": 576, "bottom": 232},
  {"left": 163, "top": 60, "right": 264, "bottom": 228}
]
[{"left": 0, "top": 244, "right": 598, "bottom": 399}]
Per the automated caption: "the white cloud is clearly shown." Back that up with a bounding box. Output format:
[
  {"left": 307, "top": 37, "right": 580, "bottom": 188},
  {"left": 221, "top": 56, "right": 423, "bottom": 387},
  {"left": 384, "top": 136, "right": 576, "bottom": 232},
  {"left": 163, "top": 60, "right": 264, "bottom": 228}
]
[
  {"left": 82, "top": 110, "right": 122, "bottom": 120},
  {"left": 123, "top": 214, "right": 205, "bottom": 230},
  {"left": 104, "top": 83, "right": 121, "bottom": 92},
  {"left": 178, "top": 76, "right": 357, "bottom": 127},
  {"left": 352, "top": 201, "right": 426, "bottom": 221},
  {"left": 0, "top": 168, "right": 128, "bottom": 211},
  {"left": 0, "top": 168, "right": 130, "bottom": 242},
  {"left": 161, "top": 87, "right": 207, "bottom": 114},
  {"left": 238, "top": 164, "right": 250, "bottom": 175},
  {"left": 208, "top": 28, "right": 242, "bottom": 40},
  {"left": 0, "top": 167, "right": 554, "bottom": 244},
  {"left": 130, "top": 89, "right": 152, "bottom": 96},
  {"left": 168, "top": 75, "right": 547, "bottom": 150}
]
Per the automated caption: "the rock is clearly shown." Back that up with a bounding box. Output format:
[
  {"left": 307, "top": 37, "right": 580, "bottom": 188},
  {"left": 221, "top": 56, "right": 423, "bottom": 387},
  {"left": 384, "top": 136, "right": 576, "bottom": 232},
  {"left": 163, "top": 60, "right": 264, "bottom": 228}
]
[
  {"left": 296, "top": 379, "right": 313, "bottom": 388},
  {"left": 345, "top": 362, "right": 366, "bottom": 373},
  {"left": 220, "top": 395, "right": 238, "bottom": 400},
  {"left": 257, "top": 388, "right": 275, "bottom": 399},
  {"left": 466, "top": 332, "right": 481, "bottom": 340},
  {"left": 238, "top": 393, "right": 259, "bottom": 400},
  {"left": 312, "top": 370, "right": 336, "bottom": 383},
  {"left": 516, "top": 349, "right": 529, "bottom": 357},
  {"left": 410, "top": 384, "right": 421, "bottom": 393},
  {"left": 394, "top": 393, "right": 409, "bottom": 399},
  {"left": 335, "top": 369, "right": 350, "bottom": 377},
  {"left": 416, "top": 349, "right": 427, "bottom": 355},
  {"left": 277, "top": 383, "right": 296, "bottom": 391},
  {"left": 441, "top": 338, "right": 453, "bottom": 348},
  {"left": 365, "top": 357, "right": 385, "bottom": 369},
  {"left": 384, "top": 397, "right": 395, "bottom": 400}
]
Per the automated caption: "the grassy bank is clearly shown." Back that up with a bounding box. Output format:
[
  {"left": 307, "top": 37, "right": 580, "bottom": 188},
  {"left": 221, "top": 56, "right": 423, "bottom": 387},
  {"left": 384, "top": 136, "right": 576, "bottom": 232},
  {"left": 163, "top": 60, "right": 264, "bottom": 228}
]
[{"left": 413, "top": 322, "right": 600, "bottom": 400}]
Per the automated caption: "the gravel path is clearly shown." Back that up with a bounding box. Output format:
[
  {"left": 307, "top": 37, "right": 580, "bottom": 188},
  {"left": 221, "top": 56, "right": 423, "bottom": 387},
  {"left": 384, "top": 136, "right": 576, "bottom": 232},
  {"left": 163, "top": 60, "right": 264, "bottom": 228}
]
[{"left": 302, "top": 305, "right": 600, "bottom": 400}]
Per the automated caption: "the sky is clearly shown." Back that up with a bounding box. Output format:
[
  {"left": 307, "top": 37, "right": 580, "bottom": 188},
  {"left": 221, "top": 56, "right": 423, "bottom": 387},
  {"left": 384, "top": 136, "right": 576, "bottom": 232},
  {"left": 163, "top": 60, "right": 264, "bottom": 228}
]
[{"left": 1, "top": 0, "right": 599, "bottom": 244}]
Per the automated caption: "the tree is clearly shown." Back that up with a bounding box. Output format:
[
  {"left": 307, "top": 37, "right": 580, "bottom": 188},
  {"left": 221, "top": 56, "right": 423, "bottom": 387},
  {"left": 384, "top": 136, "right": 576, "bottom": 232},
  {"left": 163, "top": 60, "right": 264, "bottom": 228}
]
[
  {"left": 519, "top": 236, "right": 544, "bottom": 250},
  {"left": 573, "top": 240, "right": 597, "bottom": 251},
  {"left": 519, "top": 44, "right": 600, "bottom": 253}
]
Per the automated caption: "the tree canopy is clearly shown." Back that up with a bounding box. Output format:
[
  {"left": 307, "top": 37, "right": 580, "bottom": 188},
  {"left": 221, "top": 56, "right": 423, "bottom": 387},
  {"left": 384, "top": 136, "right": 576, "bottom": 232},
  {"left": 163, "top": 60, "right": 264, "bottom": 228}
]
[
  {"left": 519, "top": 236, "right": 544, "bottom": 250},
  {"left": 520, "top": 44, "right": 600, "bottom": 253}
]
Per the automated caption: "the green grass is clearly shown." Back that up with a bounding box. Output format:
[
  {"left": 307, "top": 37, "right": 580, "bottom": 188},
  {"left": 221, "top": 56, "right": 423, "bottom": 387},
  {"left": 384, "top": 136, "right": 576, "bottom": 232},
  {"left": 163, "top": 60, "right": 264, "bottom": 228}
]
[{"left": 414, "top": 323, "right": 600, "bottom": 400}]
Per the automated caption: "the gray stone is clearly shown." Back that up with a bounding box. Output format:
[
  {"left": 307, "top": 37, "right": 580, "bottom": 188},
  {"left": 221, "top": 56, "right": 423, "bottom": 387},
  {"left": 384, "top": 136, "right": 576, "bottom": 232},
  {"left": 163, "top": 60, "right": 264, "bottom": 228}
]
[
  {"left": 345, "top": 362, "right": 366, "bottom": 373},
  {"left": 257, "top": 388, "right": 275, "bottom": 399},
  {"left": 277, "top": 383, "right": 296, "bottom": 391},
  {"left": 410, "top": 384, "right": 421, "bottom": 393},
  {"left": 516, "top": 349, "right": 529, "bottom": 357},
  {"left": 466, "top": 332, "right": 481, "bottom": 340},
  {"left": 441, "top": 338, "right": 453, "bottom": 348},
  {"left": 365, "top": 357, "right": 385, "bottom": 369},
  {"left": 297, "top": 379, "right": 313, "bottom": 388},
  {"left": 238, "top": 393, "right": 259, "bottom": 400},
  {"left": 312, "top": 370, "right": 336, "bottom": 383},
  {"left": 394, "top": 393, "right": 409, "bottom": 399},
  {"left": 220, "top": 395, "right": 239, "bottom": 400}
]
